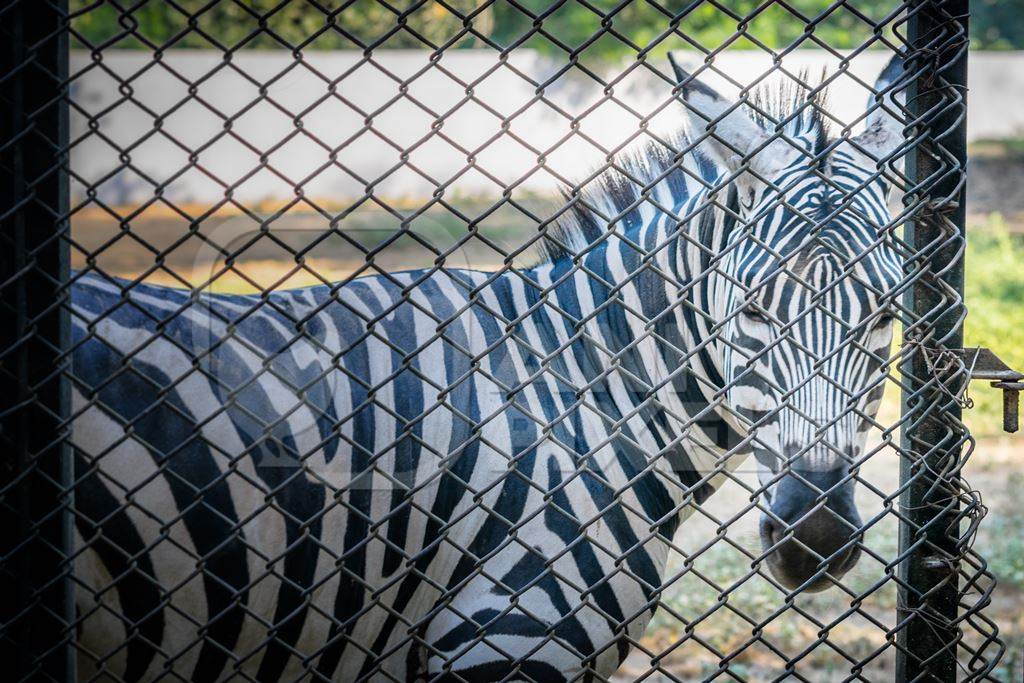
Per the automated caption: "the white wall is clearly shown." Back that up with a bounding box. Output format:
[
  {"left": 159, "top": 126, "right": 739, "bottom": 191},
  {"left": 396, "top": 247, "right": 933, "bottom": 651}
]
[{"left": 69, "top": 50, "right": 1024, "bottom": 205}]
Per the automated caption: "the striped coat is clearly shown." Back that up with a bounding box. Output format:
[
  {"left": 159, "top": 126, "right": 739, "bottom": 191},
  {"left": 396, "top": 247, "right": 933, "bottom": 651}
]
[{"left": 70, "top": 56, "right": 905, "bottom": 682}]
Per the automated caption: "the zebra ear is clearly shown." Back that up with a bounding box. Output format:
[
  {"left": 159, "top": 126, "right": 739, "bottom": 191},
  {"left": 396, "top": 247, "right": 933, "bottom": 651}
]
[
  {"left": 668, "top": 53, "right": 796, "bottom": 184},
  {"left": 852, "top": 55, "right": 907, "bottom": 163}
]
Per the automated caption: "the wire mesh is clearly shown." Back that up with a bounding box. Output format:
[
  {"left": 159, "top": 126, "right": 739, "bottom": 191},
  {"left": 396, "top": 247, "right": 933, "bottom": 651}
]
[{"left": 0, "top": 0, "right": 1012, "bottom": 681}]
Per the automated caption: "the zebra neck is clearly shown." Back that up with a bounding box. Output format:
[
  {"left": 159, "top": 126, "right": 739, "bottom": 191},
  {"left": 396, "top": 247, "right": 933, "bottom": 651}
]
[{"left": 521, "top": 218, "right": 742, "bottom": 524}]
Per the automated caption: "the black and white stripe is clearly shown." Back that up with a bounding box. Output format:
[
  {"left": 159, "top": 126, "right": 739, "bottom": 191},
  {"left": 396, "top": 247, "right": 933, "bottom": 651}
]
[{"left": 70, "top": 55, "right": 907, "bottom": 681}]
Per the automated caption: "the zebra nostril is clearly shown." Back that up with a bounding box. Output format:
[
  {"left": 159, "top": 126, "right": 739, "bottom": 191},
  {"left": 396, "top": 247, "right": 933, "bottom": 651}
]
[
  {"left": 833, "top": 539, "right": 862, "bottom": 573},
  {"left": 760, "top": 515, "right": 785, "bottom": 548},
  {"left": 760, "top": 506, "right": 862, "bottom": 592}
]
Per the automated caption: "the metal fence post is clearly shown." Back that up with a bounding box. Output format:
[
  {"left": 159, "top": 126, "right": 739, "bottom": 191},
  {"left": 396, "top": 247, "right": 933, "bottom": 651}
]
[
  {"left": 897, "top": 1, "right": 970, "bottom": 681},
  {"left": 0, "top": 1, "right": 74, "bottom": 681}
]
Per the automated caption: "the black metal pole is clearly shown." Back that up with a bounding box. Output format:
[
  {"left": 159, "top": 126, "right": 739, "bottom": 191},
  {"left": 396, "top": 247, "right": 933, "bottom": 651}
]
[
  {"left": 0, "top": 1, "right": 74, "bottom": 681},
  {"left": 897, "top": 1, "right": 969, "bottom": 681}
]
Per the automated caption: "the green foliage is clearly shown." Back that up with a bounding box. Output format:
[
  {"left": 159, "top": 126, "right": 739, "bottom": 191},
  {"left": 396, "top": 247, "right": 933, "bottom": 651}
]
[
  {"left": 488, "top": 0, "right": 896, "bottom": 55},
  {"left": 70, "top": 0, "right": 1024, "bottom": 56},
  {"left": 68, "top": 0, "right": 491, "bottom": 51},
  {"left": 981, "top": 477, "right": 1024, "bottom": 588},
  {"left": 963, "top": 214, "right": 1024, "bottom": 436},
  {"left": 971, "top": 0, "right": 1024, "bottom": 49}
]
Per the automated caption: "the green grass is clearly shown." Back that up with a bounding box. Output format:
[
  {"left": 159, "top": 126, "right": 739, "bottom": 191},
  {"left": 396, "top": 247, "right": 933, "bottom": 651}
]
[
  {"left": 964, "top": 214, "right": 1024, "bottom": 436},
  {"left": 983, "top": 492, "right": 1024, "bottom": 588}
]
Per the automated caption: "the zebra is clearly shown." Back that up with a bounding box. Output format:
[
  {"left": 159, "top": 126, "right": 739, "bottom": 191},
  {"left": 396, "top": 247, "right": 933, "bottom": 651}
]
[{"left": 69, "top": 54, "right": 906, "bottom": 682}]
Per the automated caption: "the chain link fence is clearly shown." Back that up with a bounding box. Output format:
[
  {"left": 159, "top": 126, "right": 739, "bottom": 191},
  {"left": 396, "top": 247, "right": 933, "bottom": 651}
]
[{"left": 1, "top": 0, "right": 1013, "bottom": 681}]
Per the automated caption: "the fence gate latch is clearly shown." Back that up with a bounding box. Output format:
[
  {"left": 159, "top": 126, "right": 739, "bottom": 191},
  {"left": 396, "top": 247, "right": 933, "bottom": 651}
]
[{"left": 960, "top": 347, "right": 1024, "bottom": 433}]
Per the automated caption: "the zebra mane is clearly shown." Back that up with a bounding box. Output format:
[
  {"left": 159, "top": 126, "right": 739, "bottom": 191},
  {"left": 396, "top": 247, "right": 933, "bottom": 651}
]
[
  {"left": 537, "top": 137, "right": 715, "bottom": 263},
  {"left": 538, "top": 75, "right": 830, "bottom": 265},
  {"left": 749, "top": 71, "right": 830, "bottom": 157}
]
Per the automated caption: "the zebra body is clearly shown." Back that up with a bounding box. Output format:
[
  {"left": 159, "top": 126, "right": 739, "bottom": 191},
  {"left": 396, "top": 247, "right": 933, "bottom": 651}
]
[
  {"left": 70, "top": 57, "right": 906, "bottom": 681},
  {"left": 71, "top": 163, "right": 734, "bottom": 681}
]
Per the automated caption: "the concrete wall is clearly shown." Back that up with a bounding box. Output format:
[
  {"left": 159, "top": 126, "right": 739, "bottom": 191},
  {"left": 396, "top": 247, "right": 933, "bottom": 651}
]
[{"left": 69, "top": 50, "right": 1024, "bottom": 205}]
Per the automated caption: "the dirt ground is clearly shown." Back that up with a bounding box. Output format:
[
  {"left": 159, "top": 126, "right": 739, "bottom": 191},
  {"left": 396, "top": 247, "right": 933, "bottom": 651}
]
[
  {"left": 612, "top": 437, "right": 1023, "bottom": 681},
  {"left": 967, "top": 150, "right": 1024, "bottom": 224},
  {"left": 69, "top": 153, "right": 1024, "bottom": 290}
]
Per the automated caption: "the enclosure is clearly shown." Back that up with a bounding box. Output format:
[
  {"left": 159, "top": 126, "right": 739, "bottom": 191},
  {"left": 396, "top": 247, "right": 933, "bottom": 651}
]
[{"left": 2, "top": 0, "right": 1022, "bottom": 681}]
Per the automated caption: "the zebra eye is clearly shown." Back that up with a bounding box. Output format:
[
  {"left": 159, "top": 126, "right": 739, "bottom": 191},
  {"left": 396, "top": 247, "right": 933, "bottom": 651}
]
[
  {"left": 873, "top": 313, "right": 895, "bottom": 329},
  {"left": 742, "top": 306, "right": 769, "bottom": 324}
]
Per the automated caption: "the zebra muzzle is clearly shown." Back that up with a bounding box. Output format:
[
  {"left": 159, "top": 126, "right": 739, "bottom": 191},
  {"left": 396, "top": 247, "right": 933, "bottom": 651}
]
[{"left": 759, "top": 472, "right": 863, "bottom": 592}]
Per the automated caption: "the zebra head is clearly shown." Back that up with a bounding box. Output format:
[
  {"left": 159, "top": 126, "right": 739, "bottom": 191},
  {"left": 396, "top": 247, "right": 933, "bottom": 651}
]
[{"left": 671, "top": 55, "right": 906, "bottom": 592}]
